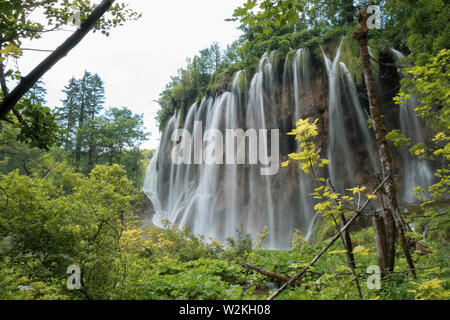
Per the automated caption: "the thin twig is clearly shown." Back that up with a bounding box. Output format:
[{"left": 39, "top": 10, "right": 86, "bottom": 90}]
[{"left": 21, "top": 48, "right": 54, "bottom": 53}]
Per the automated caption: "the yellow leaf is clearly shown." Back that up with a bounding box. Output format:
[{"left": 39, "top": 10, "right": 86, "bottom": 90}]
[
  {"left": 329, "top": 249, "right": 347, "bottom": 255},
  {"left": 353, "top": 245, "right": 371, "bottom": 255}
]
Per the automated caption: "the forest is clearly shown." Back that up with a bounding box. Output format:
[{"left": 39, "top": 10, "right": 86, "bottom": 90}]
[{"left": 0, "top": 0, "right": 449, "bottom": 302}]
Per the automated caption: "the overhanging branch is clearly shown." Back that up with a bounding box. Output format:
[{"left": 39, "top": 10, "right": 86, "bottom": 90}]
[{"left": 0, "top": 0, "right": 116, "bottom": 120}]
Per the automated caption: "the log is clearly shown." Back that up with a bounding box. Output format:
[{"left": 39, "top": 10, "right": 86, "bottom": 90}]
[{"left": 239, "top": 262, "right": 304, "bottom": 286}]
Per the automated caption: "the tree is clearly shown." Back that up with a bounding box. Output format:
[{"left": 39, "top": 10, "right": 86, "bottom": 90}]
[
  {"left": 200, "top": 42, "right": 223, "bottom": 74},
  {"left": 97, "top": 107, "right": 148, "bottom": 166},
  {"left": 56, "top": 77, "right": 80, "bottom": 149},
  {"left": 0, "top": 81, "right": 51, "bottom": 176},
  {"left": 24, "top": 80, "right": 47, "bottom": 106},
  {"left": 353, "top": 6, "right": 416, "bottom": 277},
  {"left": 79, "top": 72, "right": 105, "bottom": 168},
  {"left": 0, "top": 0, "right": 141, "bottom": 149},
  {"left": 55, "top": 71, "right": 148, "bottom": 183},
  {"left": 385, "top": 0, "right": 450, "bottom": 64},
  {"left": 0, "top": 162, "right": 142, "bottom": 299},
  {"left": 56, "top": 72, "right": 105, "bottom": 169}
]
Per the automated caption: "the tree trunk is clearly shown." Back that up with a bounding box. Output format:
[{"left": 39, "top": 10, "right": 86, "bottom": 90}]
[
  {"left": 372, "top": 214, "right": 388, "bottom": 274},
  {"left": 352, "top": 7, "right": 416, "bottom": 278},
  {"left": 339, "top": 213, "right": 363, "bottom": 298}
]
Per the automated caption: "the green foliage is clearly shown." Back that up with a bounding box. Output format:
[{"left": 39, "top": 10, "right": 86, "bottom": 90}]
[
  {"left": 56, "top": 71, "right": 106, "bottom": 166},
  {"left": 0, "top": 1, "right": 141, "bottom": 46},
  {"left": 386, "top": 129, "right": 411, "bottom": 148},
  {"left": 339, "top": 33, "right": 364, "bottom": 83},
  {"left": 395, "top": 49, "right": 450, "bottom": 129},
  {"left": 394, "top": 49, "right": 450, "bottom": 205},
  {"left": 138, "top": 258, "right": 247, "bottom": 300},
  {"left": 0, "top": 81, "right": 61, "bottom": 150},
  {"left": 385, "top": 0, "right": 449, "bottom": 62},
  {"left": 0, "top": 158, "right": 448, "bottom": 300},
  {"left": 0, "top": 70, "right": 150, "bottom": 188},
  {"left": 54, "top": 72, "right": 149, "bottom": 185},
  {"left": 1, "top": 0, "right": 449, "bottom": 302},
  {"left": 229, "top": 0, "right": 306, "bottom": 36},
  {"left": 15, "top": 101, "right": 61, "bottom": 149},
  {"left": 0, "top": 162, "right": 143, "bottom": 299}
]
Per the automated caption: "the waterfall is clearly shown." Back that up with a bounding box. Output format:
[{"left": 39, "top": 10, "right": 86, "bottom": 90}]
[
  {"left": 322, "top": 43, "right": 379, "bottom": 192},
  {"left": 392, "top": 49, "right": 434, "bottom": 203},
  {"left": 339, "top": 62, "right": 379, "bottom": 173},
  {"left": 143, "top": 48, "right": 318, "bottom": 249},
  {"left": 289, "top": 48, "right": 316, "bottom": 241},
  {"left": 142, "top": 44, "right": 435, "bottom": 249},
  {"left": 142, "top": 147, "right": 163, "bottom": 226}
]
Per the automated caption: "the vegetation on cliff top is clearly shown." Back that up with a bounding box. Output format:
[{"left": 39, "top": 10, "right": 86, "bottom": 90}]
[{"left": 156, "top": 0, "right": 449, "bottom": 131}]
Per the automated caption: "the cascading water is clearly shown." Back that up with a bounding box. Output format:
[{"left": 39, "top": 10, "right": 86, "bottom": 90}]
[
  {"left": 143, "top": 44, "right": 435, "bottom": 249},
  {"left": 288, "top": 48, "right": 316, "bottom": 240},
  {"left": 143, "top": 48, "right": 318, "bottom": 249},
  {"left": 339, "top": 62, "right": 379, "bottom": 173},
  {"left": 392, "top": 49, "right": 434, "bottom": 203},
  {"left": 322, "top": 44, "right": 379, "bottom": 192}
]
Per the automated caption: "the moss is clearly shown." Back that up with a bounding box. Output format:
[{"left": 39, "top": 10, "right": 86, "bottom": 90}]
[
  {"left": 176, "top": 106, "right": 184, "bottom": 129},
  {"left": 285, "top": 49, "right": 297, "bottom": 64},
  {"left": 311, "top": 215, "right": 336, "bottom": 243},
  {"left": 339, "top": 33, "right": 364, "bottom": 84},
  {"left": 236, "top": 71, "right": 247, "bottom": 93}
]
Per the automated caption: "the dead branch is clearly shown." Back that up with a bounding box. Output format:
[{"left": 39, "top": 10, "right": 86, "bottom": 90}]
[{"left": 239, "top": 262, "right": 304, "bottom": 286}]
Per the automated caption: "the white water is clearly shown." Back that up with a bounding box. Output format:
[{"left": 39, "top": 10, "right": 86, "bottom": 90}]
[
  {"left": 289, "top": 48, "right": 316, "bottom": 241},
  {"left": 392, "top": 49, "right": 434, "bottom": 203},
  {"left": 142, "top": 46, "right": 428, "bottom": 249},
  {"left": 322, "top": 44, "right": 379, "bottom": 192},
  {"left": 143, "top": 48, "right": 317, "bottom": 248}
]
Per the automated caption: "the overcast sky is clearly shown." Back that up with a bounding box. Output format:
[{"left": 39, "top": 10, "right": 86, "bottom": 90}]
[{"left": 17, "top": 0, "right": 243, "bottom": 149}]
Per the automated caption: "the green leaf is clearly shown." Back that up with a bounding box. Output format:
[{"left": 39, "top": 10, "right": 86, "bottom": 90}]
[{"left": 286, "top": 9, "right": 298, "bottom": 25}]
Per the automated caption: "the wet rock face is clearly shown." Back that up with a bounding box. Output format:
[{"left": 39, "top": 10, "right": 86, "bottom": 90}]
[{"left": 135, "top": 192, "right": 154, "bottom": 218}]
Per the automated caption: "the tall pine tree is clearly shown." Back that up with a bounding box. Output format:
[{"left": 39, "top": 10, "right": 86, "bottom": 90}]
[{"left": 56, "top": 71, "right": 105, "bottom": 171}]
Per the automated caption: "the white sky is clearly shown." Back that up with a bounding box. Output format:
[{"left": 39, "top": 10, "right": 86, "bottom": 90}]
[{"left": 16, "top": 0, "right": 243, "bottom": 149}]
